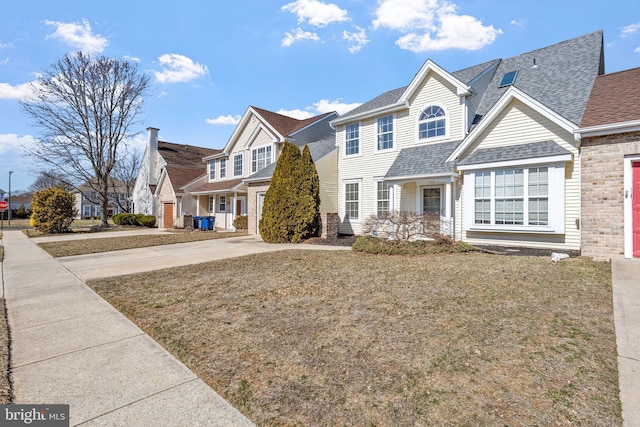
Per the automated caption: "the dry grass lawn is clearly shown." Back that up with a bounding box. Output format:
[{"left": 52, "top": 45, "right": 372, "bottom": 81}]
[
  {"left": 88, "top": 251, "right": 620, "bottom": 426},
  {"left": 38, "top": 231, "right": 247, "bottom": 257}
]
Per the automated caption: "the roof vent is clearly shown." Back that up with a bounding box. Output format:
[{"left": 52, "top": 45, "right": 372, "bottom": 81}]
[
  {"left": 531, "top": 58, "right": 538, "bottom": 69},
  {"left": 499, "top": 70, "right": 518, "bottom": 88}
]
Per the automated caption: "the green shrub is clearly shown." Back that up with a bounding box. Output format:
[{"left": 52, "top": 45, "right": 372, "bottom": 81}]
[
  {"left": 138, "top": 215, "right": 156, "bottom": 227},
  {"left": 352, "top": 235, "right": 476, "bottom": 256},
  {"left": 31, "top": 187, "right": 76, "bottom": 234},
  {"left": 112, "top": 213, "right": 127, "bottom": 225},
  {"left": 260, "top": 141, "right": 320, "bottom": 243},
  {"left": 233, "top": 215, "right": 248, "bottom": 230}
]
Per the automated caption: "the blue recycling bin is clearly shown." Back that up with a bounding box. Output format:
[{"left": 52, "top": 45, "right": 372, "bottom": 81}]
[
  {"left": 193, "top": 216, "right": 202, "bottom": 229},
  {"left": 202, "top": 216, "right": 215, "bottom": 230}
]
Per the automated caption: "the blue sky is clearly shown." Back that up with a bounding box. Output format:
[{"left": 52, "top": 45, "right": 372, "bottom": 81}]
[{"left": 1, "top": 0, "right": 639, "bottom": 192}]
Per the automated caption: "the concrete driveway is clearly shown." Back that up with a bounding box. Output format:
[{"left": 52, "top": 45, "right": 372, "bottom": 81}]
[{"left": 57, "top": 234, "right": 351, "bottom": 281}]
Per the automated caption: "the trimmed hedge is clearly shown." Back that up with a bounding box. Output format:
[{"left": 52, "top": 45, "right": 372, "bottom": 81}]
[
  {"left": 112, "top": 213, "right": 156, "bottom": 227},
  {"left": 352, "top": 235, "right": 476, "bottom": 256}
]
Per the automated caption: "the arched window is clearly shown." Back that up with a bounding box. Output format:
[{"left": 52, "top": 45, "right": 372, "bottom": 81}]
[{"left": 418, "top": 105, "right": 446, "bottom": 139}]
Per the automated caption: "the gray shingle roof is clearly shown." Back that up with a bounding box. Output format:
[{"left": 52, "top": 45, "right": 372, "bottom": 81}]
[
  {"left": 457, "top": 141, "right": 571, "bottom": 166},
  {"left": 337, "top": 31, "right": 603, "bottom": 127},
  {"left": 245, "top": 134, "right": 336, "bottom": 182},
  {"left": 385, "top": 141, "right": 461, "bottom": 179},
  {"left": 476, "top": 31, "right": 603, "bottom": 125}
]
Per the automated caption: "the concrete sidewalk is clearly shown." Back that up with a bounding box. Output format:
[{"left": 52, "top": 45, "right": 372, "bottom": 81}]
[
  {"left": 1, "top": 230, "right": 254, "bottom": 426},
  {"left": 58, "top": 234, "right": 351, "bottom": 281},
  {"left": 612, "top": 258, "right": 640, "bottom": 427}
]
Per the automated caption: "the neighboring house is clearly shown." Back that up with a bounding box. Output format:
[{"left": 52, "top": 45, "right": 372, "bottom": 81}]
[
  {"left": 187, "top": 106, "right": 337, "bottom": 233},
  {"left": 575, "top": 67, "right": 640, "bottom": 259},
  {"left": 74, "top": 180, "right": 129, "bottom": 219},
  {"left": 330, "top": 31, "right": 604, "bottom": 251},
  {"left": 132, "top": 127, "right": 221, "bottom": 228},
  {"left": 7, "top": 193, "right": 33, "bottom": 213}
]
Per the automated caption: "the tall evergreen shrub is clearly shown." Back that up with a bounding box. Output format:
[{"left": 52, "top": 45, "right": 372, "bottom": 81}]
[
  {"left": 30, "top": 187, "right": 76, "bottom": 233},
  {"left": 259, "top": 141, "right": 320, "bottom": 243}
]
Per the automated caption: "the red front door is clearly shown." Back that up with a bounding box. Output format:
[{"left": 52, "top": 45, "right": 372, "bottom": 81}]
[
  {"left": 633, "top": 162, "right": 640, "bottom": 257},
  {"left": 236, "top": 199, "right": 242, "bottom": 217}
]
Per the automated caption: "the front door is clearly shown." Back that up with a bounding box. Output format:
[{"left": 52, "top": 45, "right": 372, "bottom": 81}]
[
  {"left": 236, "top": 199, "right": 242, "bottom": 217},
  {"left": 422, "top": 187, "right": 442, "bottom": 215},
  {"left": 633, "top": 162, "right": 640, "bottom": 257},
  {"left": 163, "top": 202, "right": 173, "bottom": 229}
]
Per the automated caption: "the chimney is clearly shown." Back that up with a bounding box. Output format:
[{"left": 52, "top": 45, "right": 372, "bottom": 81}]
[{"left": 147, "top": 127, "right": 159, "bottom": 184}]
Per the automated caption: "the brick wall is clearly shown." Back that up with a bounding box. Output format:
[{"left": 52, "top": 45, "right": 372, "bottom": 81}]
[
  {"left": 581, "top": 131, "right": 640, "bottom": 259},
  {"left": 320, "top": 212, "right": 339, "bottom": 239}
]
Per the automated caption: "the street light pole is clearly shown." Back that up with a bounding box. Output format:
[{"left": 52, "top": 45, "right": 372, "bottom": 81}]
[{"left": 8, "top": 170, "right": 13, "bottom": 226}]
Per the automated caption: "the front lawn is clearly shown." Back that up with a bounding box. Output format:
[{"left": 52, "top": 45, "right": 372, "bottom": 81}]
[
  {"left": 88, "top": 251, "right": 620, "bottom": 426},
  {"left": 37, "top": 231, "right": 247, "bottom": 257}
]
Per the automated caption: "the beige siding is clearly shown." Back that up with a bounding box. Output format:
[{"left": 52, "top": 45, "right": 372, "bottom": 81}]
[
  {"left": 337, "top": 72, "right": 467, "bottom": 235},
  {"left": 458, "top": 100, "right": 580, "bottom": 250},
  {"left": 157, "top": 176, "right": 176, "bottom": 229},
  {"left": 316, "top": 149, "right": 338, "bottom": 213}
]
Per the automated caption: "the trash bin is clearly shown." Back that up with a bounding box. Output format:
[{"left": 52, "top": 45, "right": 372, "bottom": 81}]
[
  {"left": 201, "top": 216, "right": 215, "bottom": 230},
  {"left": 193, "top": 216, "right": 202, "bottom": 230}
]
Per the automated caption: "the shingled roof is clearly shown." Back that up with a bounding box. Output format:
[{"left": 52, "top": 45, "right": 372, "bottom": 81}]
[
  {"left": 164, "top": 166, "right": 206, "bottom": 193},
  {"left": 580, "top": 66, "right": 640, "bottom": 128},
  {"left": 338, "top": 31, "right": 603, "bottom": 127},
  {"left": 251, "top": 106, "right": 335, "bottom": 138},
  {"left": 158, "top": 141, "right": 221, "bottom": 169}
]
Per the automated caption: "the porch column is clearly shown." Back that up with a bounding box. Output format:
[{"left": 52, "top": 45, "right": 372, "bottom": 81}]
[
  {"left": 232, "top": 191, "right": 238, "bottom": 231},
  {"left": 196, "top": 196, "right": 200, "bottom": 215},
  {"left": 445, "top": 182, "right": 452, "bottom": 218}
]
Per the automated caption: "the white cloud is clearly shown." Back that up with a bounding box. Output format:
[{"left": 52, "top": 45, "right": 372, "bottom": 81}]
[
  {"left": 206, "top": 115, "right": 242, "bottom": 125},
  {"left": 0, "top": 81, "right": 35, "bottom": 100},
  {"left": 0, "top": 40, "right": 13, "bottom": 49},
  {"left": 0, "top": 57, "right": 9, "bottom": 65},
  {"left": 0, "top": 133, "right": 35, "bottom": 155},
  {"left": 44, "top": 19, "right": 108, "bottom": 54},
  {"left": 343, "top": 26, "right": 369, "bottom": 53},
  {"left": 373, "top": 0, "right": 501, "bottom": 52},
  {"left": 153, "top": 54, "right": 209, "bottom": 83},
  {"left": 621, "top": 22, "right": 640, "bottom": 37},
  {"left": 281, "top": 28, "right": 320, "bottom": 47},
  {"left": 635, "top": 47, "right": 640, "bottom": 53},
  {"left": 281, "top": 0, "right": 349, "bottom": 27},
  {"left": 123, "top": 55, "right": 141, "bottom": 63},
  {"left": 277, "top": 108, "right": 314, "bottom": 119},
  {"left": 278, "top": 98, "right": 362, "bottom": 119},
  {"left": 510, "top": 19, "right": 526, "bottom": 28},
  {"left": 312, "top": 99, "right": 361, "bottom": 115}
]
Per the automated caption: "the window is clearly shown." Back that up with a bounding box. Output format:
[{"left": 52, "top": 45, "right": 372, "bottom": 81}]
[
  {"left": 220, "top": 158, "right": 227, "bottom": 178},
  {"left": 377, "top": 115, "right": 394, "bottom": 151},
  {"left": 344, "top": 182, "right": 360, "bottom": 220},
  {"left": 209, "top": 160, "right": 216, "bottom": 180},
  {"left": 252, "top": 146, "right": 272, "bottom": 173},
  {"left": 219, "top": 195, "right": 227, "bottom": 212},
  {"left": 95, "top": 206, "right": 101, "bottom": 217},
  {"left": 208, "top": 196, "right": 215, "bottom": 212},
  {"left": 83, "top": 205, "right": 92, "bottom": 217},
  {"left": 233, "top": 154, "right": 243, "bottom": 176},
  {"left": 472, "top": 167, "right": 552, "bottom": 228},
  {"left": 376, "top": 181, "right": 391, "bottom": 213},
  {"left": 419, "top": 105, "right": 446, "bottom": 139},
  {"left": 345, "top": 123, "right": 360, "bottom": 156},
  {"left": 528, "top": 167, "right": 549, "bottom": 226}
]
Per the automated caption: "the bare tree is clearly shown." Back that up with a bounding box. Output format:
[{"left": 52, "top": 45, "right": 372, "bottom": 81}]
[
  {"left": 21, "top": 52, "right": 150, "bottom": 227},
  {"left": 110, "top": 144, "right": 142, "bottom": 213},
  {"left": 29, "top": 169, "right": 74, "bottom": 192}
]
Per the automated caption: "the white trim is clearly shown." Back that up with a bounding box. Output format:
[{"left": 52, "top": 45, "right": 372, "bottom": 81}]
[
  {"left": 463, "top": 163, "right": 565, "bottom": 234},
  {"left": 401, "top": 59, "right": 471, "bottom": 102},
  {"left": 447, "top": 87, "right": 578, "bottom": 162},
  {"left": 343, "top": 179, "right": 362, "bottom": 222},
  {"left": 330, "top": 102, "right": 407, "bottom": 127},
  {"left": 624, "top": 155, "right": 640, "bottom": 258},
  {"left": 232, "top": 152, "right": 244, "bottom": 177},
  {"left": 416, "top": 103, "right": 450, "bottom": 143},
  {"left": 375, "top": 113, "right": 396, "bottom": 153},
  {"left": 456, "top": 153, "right": 573, "bottom": 171},
  {"left": 575, "top": 120, "right": 640, "bottom": 139},
  {"left": 344, "top": 122, "right": 362, "bottom": 158},
  {"left": 250, "top": 144, "right": 273, "bottom": 174},
  {"left": 374, "top": 180, "right": 393, "bottom": 215},
  {"left": 418, "top": 185, "right": 445, "bottom": 215},
  {"left": 384, "top": 173, "right": 458, "bottom": 183}
]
